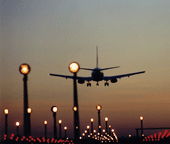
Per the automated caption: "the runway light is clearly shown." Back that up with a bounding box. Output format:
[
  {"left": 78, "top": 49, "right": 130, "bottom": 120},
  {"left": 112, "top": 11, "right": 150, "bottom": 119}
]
[{"left": 69, "top": 62, "right": 80, "bottom": 73}]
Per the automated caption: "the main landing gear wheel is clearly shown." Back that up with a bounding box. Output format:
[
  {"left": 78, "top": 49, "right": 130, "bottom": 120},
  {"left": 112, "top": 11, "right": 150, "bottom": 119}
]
[
  {"left": 104, "top": 82, "right": 109, "bottom": 86},
  {"left": 87, "top": 82, "right": 91, "bottom": 87},
  {"left": 96, "top": 82, "right": 99, "bottom": 86}
]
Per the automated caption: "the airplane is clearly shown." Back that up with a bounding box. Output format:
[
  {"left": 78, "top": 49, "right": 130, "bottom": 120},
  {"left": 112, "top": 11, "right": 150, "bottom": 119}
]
[{"left": 49, "top": 46, "right": 145, "bottom": 87}]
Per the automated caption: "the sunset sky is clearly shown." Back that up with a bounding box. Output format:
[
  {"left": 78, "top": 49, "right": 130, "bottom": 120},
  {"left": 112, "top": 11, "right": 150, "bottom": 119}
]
[{"left": 1, "top": 0, "right": 170, "bottom": 139}]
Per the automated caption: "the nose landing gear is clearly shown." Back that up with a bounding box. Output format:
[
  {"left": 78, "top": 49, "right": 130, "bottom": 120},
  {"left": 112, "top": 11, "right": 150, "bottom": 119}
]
[
  {"left": 104, "top": 82, "right": 109, "bottom": 86},
  {"left": 87, "top": 82, "right": 91, "bottom": 87}
]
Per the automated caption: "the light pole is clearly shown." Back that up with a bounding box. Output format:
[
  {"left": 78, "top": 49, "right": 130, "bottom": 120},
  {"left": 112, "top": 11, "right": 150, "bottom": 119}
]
[
  {"left": 140, "top": 116, "right": 144, "bottom": 137},
  {"left": 15, "top": 122, "right": 20, "bottom": 136},
  {"left": 64, "top": 126, "right": 67, "bottom": 139},
  {"left": 4, "top": 109, "right": 9, "bottom": 137},
  {"left": 96, "top": 105, "right": 102, "bottom": 135},
  {"left": 27, "top": 108, "right": 32, "bottom": 136},
  {"left": 69, "top": 62, "right": 80, "bottom": 140},
  {"left": 109, "top": 125, "right": 111, "bottom": 135},
  {"left": 87, "top": 125, "right": 90, "bottom": 136},
  {"left": 44, "top": 120, "right": 48, "bottom": 139},
  {"left": 51, "top": 106, "right": 58, "bottom": 139},
  {"left": 58, "top": 120, "right": 62, "bottom": 139},
  {"left": 103, "top": 129, "right": 105, "bottom": 135},
  {"left": 105, "top": 117, "right": 108, "bottom": 134},
  {"left": 19, "top": 63, "right": 31, "bottom": 137},
  {"left": 90, "top": 118, "right": 94, "bottom": 136}
]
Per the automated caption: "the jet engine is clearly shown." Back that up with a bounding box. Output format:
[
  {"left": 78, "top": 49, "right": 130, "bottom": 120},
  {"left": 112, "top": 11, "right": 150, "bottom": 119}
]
[
  {"left": 78, "top": 79, "right": 85, "bottom": 84},
  {"left": 111, "top": 78, "right": 117, "bottom": 83}
]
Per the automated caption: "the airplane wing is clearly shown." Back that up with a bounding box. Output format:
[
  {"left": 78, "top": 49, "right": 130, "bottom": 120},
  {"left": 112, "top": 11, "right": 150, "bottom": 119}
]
[
  {"left": 49, "top": 73, "right": 93, "bottom": 81},
  {"left": 103, "top": 71, "right": 146, "bottom": 81}
]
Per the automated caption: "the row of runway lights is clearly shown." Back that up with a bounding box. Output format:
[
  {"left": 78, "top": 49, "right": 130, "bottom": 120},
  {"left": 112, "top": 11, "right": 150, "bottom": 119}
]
[
  {"left": 4, "top": 134, "right": 74, "bottom": 144},
  {"left": 3, "top": 108, "right": 118, "bottom": 142},
  {"left": 142, "top": 130, "right": 170, "bottom": 142}
]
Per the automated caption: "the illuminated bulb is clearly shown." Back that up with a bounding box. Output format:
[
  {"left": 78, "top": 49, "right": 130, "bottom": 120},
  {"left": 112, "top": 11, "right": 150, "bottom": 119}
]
[
  {"left": 44, "top": 120, "right": 48, "bottom": 125},
  {"left": 58, "top": 120, "right": 62, "bottom": 124},
  {"left": 69, "top": 62, "right": 80, "bottom": 73},
  {"left": 140, "top": 116, "right": 144, "bottom": 120},
  {"left": 52, "top": 107, "right": 57, "bottom": 112},
  {"left": 96, "top": 105, "right": 102, "bottom": 110},
  {"left": 105, "top": 117, "right": 108, "bottom": 121},
  {"left": 73, "top": 106, "right": 77, "bottom": 111},
  {"left": 4, "top": 109, "right": 9, "bottom": 114},
  {"left": 19, "top": 64, "right": 31, "bottom": 75},
  {"left": 90, "top": 118, "right": 94, "bottom": 122},
  {"left": 16, "top": 122, "right": 20, "bottom": 127},
  {"left": 64, "top": 126, "right": 67, "bottom": 130},
  {"left": 27, "top": 108, "right": 32, "bottom": 113},
  {"left": 87, "top": 125, "right": 90, "bottom": 129}
]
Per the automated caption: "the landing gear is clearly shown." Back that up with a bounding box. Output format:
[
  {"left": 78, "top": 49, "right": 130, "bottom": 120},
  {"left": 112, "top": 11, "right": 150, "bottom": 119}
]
[
  {"left": 87, "top": 82, "right": 91, "bottom": 87},
  {"left": 104, "top": 82, "right": 109, "bottom": 86},
  {"left": 96, "top": 82, "right": 99, "bottom": 86}
]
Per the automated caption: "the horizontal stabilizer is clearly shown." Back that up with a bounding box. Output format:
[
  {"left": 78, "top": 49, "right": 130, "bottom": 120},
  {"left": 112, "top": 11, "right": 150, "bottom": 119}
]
[
  {"left": 101, "top": 66, "right": 120, "bottom": 71},
  {"left": 80, "top": 68, "right": 94, "bottom": 71}
]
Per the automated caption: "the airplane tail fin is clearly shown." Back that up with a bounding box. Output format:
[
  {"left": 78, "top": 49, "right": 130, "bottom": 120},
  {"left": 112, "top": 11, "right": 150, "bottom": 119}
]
[{"left": 96, "top": 46, "right": 98, "bottom": 68}]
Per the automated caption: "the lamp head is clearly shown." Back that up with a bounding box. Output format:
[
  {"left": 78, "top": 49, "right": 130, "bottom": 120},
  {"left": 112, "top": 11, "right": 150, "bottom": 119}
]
[
  {"left": 19, "top": 63, "right": 31, "bottom": 75},
  {"left": 27, "top": 108, "right": 32, "bottom": 113},
  {"left": 87, "top": 125, "right": 90, "bottom": 129},
  {"left": 58, "top": 119, "right": 62, "bottom": 124},
  {"left": 44, "top": 120, "right": 48, "bottom": 125},
  {"left": 96, "top": 105, "right": 102, "bottom": 110},
  {"left": 51, "top": 106, "right": 58, "bottom": 113},
  {"left": 69, "top": 62, "right": 80, "bottom": 73},
  {"left": 73, "top": 106, "right": 77, "bottom": 111},
  {"left": 64, "top": 126, "right": 67, "bottom": 130},
  {"left": 105, "top": 117, "right": 108, "bottom": 121},
  {"left": 140, "top": 116, "right": 144, "bottom": 120},
  {"left": 90, "top": 118, "right": 94, "bottom": 122},
  {"left": 4, "top": 109, "right": 9, "bottom": 115},
  {"left": 16, "top": 122, "right": 20, "bottom": 127}
]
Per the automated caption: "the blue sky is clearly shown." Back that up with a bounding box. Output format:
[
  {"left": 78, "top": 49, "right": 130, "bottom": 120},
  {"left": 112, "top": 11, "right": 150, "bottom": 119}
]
[{"left": 1, "top": 0, "right": 170, "bottom": 139}]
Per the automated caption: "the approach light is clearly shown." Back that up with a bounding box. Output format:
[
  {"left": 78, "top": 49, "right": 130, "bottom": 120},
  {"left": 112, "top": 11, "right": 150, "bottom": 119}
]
[
  {"left": 19, "top": 63, "right": 31, "bottom": 75},
  {"left": 69, "top": 62, "right": 80, "bottom": 73}
]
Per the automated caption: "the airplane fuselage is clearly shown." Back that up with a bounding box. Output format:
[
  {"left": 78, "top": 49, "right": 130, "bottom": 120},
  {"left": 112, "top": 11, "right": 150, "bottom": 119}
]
[{"left": 91, "top": 68, "right": 104, "bottom": 81}]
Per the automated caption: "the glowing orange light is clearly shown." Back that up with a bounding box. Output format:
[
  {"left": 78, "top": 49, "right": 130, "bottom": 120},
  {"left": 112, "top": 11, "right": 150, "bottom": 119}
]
[
  {"left": 90, "top": 118, "right": 94, "bottom": 122},
  {"left": 73, "top": 106, "right": 77, "bottom": 111},
  {"left": 51, "top": 106, "right": 58, "bottom": 112},
  {"left": 69, "top": 62, "right": 80, "bottom": 73},
  {"left": 105, "top": 117, "right": 108, "bottom": 121},
  {"left": 64, "top": 126, "right": 67, "bottom": 130},
  {"left": 58, "top": 120, "right": 62, "bottom": 124},
  {"left": 4, "top": 109, "right": 9, "bottom": 114},
  {"left": 96, "top": 105, "right": 102, "bottom": 110},
  {"left": 44, "top": 120, "right": 48, "bottom": 125},
  {"left": 16, "top": 122, "right": 20, "bottom": 126},
  {"left": 87, "top": 125, "right": 90, "bottom": 129},
  {"left": 27, "top": 108, "right": 32, "bottom": 113},
  {"left": 19, "top": 63, "right": 31, "bottom": 75},
  {"left": 140, "top": 116, "right": 144, "bottom": 120}
]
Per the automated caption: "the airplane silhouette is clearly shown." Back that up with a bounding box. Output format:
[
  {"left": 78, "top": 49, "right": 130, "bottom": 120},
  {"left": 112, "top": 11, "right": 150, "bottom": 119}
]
[{"left": 49, "top": 46, "right": 145, "bottom": 87}]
